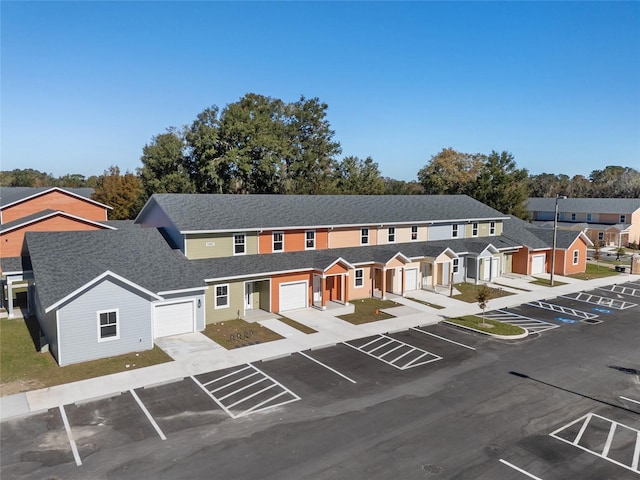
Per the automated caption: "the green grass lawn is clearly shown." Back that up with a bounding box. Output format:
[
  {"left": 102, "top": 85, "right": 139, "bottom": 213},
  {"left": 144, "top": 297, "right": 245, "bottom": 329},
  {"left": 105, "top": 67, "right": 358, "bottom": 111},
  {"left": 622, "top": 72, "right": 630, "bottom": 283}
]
[
  {"left": 452, "top": 283, "right": 513, "bottom": 303},
  {"left": 530, "top": 277, "right": 568, "bottom": 287},
  {"left": 338, "top": 298, "right": 400, "bottom": 325},
  {"left": 406, "top": 297, "right": 445, "bottom": 309},
  {"left": 570, "top": 263, "right": 621, "bottom": 280},
  {"left": 277, "top": 315, "right": 317, "bottom": 334},
  {"left": 203, "top": 319, "right": 284, "bottom": 349},
  {"left": 0, "top": 317, "right": 172, "bottom": 396},
  {"left": 447, "top": 315, "right": 526, "bottom": 336}
]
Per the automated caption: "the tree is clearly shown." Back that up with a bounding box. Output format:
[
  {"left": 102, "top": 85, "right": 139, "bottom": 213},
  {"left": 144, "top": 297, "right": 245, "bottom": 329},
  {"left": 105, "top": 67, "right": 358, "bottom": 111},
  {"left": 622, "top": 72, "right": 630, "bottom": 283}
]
[
  {"left": 417, "top": 148, "right": 483, "bottom": 195},
  {"left": 334, "top": 156, "right": 385, "bottom": 194},
  {"left": 92, "top": 166, "right": 144, "bottom": 220},
  {"left": 138, "top": 128, "right": 194, "bottom": 199},
  {"left": 57, "top": 173, "right": 87, "bottom": 188},
  {"left": 185, "top": 106, "right": 225, "bottom": 193},
  {"left": 593, "top": 244, "right": 601, "bottom": 267},
  {"left": 476, "top": 285, "right": 492, "bottom": 327},
  {"left": 473, "top": 151, "right": 529, "bottom": 219},
  {"left": 383, "top": 178, "right": 424, "bottom": 195}
]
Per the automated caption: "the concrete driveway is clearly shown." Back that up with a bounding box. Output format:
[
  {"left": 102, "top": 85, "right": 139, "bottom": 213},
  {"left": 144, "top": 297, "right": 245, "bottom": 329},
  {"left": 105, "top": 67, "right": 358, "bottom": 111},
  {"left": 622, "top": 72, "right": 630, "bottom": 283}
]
[{"left": 155, "top": 332, "right": 224, "bottom": 361}]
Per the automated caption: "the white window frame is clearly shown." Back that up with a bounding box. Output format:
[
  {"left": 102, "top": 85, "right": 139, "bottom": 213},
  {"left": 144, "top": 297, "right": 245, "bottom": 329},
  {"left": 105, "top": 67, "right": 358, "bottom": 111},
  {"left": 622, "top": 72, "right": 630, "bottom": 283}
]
[
  {"left": 354, "top": 268, "right": 364, "bottom": 288},
  {"left": 272, "top": 231, "right": 284, "bottom": 252},
  {"left": 489, "top": 221, "right": 496, "bottom": 236},
  {"left": 452, "top": 258, "right": 459, "bottom": 274},
  {"left": 214, "top": 284, "right": 230, "bottom": 309},
  {"left": 388, "top": 227, "right": 395, "bottom": 243},
  {"left": 570, "top": 213, "right": 576, "bottom": 221},
  {"left": 598, "top": 232, "right": 604, "bottom": 241},
  {"left": 620, "top": 214, "right": 627, "bottom": 223},
  {"left": 586, "top": 213, "right": 592, "bottom": 222},
  {"left": 361, "top": 228, "right": 369, "bottom": 245},
  {"left": 572, "top": 250, "right": 579, "bottom": 265},
  {"left": 233, "top": 233, "right": 246, "bottom": 255},
  {"left": 97, "top": 309, "right": 119, "bottom": 342},
  {"left": 472, "top": 223, "right": 479, "bottom": 237},
  {"left": 452, "top": 224, "right": 459, "bottom": 238},
  {"left": 410, "top": 226, "right": 418, "bottom": 241},
  {"left": 305, "top": 230, "right": 315, "bottom": 250}
]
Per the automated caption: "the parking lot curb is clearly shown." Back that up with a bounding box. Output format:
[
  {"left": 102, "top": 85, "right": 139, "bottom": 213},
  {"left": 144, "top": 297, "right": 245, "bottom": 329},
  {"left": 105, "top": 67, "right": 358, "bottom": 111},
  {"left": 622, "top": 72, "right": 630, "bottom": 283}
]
[{"left": 441, "top": 320, "right": 530, "bottom": 340}]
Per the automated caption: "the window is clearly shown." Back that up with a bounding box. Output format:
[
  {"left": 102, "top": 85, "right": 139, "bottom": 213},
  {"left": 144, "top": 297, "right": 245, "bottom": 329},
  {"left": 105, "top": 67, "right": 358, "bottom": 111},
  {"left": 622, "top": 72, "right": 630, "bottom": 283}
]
[
  {"left": 586, "top": 213, "right": 592, "bottom": 222},
  {"left": 233, "top": 234, "right": 246, "bottom": 255},
  {"left": 305, "top": 230, "right": 315, "bottom": 250},
  {"left": 98, "top": 310, "right": 118, "bottom": 341},
  {"left": 361, "top": 228, "right": 369, "bottom": 245},
  {"left": 411, "top": 226, "right": 418, "bottom": 241},
  {"left": 452, "top": 258, "right": 459, "bottom": 274},
  {"left": 388, "top": 227, "right": 395, "bottom": 243},
  {"left": 490, "top": 221, "right": 496, "bottom": 235},
  {"left": 570, "top": 213, "right": 576, "bottom": 221},
  {"left": 573, "top": 250, "right": 579, "bottom": 265},
  {"left": 556, "top": 212, "right": 560, "bottom": 221},
  {"left": 354, "top": 268, "right": 364, "bottom": 288},
  {"left": 452, "top": 224, "right": 459, "bottom": 238},
  {"left": 472, "top": 223, "right": 479, "bottom": 237},
  {"left": 273, "top": 232, "right": 284, "bottom": 252},
  {"left": 620, "top": 214, "right": 627, "bottom": 223},
  {"left": 598, "top": 232, "right": 604, "bottom": 241},
  {"left": 215, "top": 284, "right": 229, "bottom": 309}
]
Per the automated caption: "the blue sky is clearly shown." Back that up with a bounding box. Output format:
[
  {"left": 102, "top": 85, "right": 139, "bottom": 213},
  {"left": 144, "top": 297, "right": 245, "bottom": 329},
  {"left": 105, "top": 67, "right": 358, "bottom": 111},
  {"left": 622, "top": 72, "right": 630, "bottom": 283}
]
[{"left": 2, "top": 1, "right": 639, "bottom": 182}]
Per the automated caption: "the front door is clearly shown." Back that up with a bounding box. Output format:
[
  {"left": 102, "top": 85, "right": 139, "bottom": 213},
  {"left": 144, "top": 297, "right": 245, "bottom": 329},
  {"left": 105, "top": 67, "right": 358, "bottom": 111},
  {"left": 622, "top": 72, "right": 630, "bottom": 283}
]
[
  {"left": 313, "top": 275, "right": 322, "bottom": 306},
  {"left": 245, "top": 283, "right": 253, "bottom": 311}
]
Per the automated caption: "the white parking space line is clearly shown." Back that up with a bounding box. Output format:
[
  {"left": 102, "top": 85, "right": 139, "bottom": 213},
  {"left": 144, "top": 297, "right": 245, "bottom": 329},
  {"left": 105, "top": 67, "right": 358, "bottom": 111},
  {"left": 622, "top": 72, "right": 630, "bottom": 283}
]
[
  {"left": 344, "top": 334, "right": 442, "bottom": 370},
  {"left": 298, "top": 351, "right": 357, "bottom": 384},
  {"left": 561, "top": 292, "right": 637, "bottom": 310},
  {"left": 498, "top": 459, "right": 543, "bottom": 480},
  {"left": 621, "top": 396, "right": 640, "bottom": 406},
  {"left": 524, "top": 301, "right": 598, "bottom": 320},
  {"left": 193, "top": 364, "right": 301, "bottom": 419},
  {"left": 483, "top": 310, "right": 559, "bottom": 334},
  {"left": 598, "top": 285, "right": 640, "bottom": 298},
  {"left": 130, "top": 389, "right": 166, "bottom": 440},
  {"left": 550, "top": 412, "right": 640, "bottom": 475},
  {"left": 58, "top": 405, "right": 82, "bottom": 466},
  {"left": 410, "top": 327, "right": 476, "bottom": 350}
]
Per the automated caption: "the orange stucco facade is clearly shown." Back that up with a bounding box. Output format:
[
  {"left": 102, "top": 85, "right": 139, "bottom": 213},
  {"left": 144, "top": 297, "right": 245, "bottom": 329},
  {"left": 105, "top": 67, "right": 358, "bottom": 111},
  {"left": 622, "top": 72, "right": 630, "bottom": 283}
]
[
  {"left": 270, "top": 272, "right": 313, "bottom": 312},
  {"left": 1, "top": 215, "right": 108, "bottom": 258},
  {"left": 258, "top": 229, "right": 328, "bottom": 253},
  {"left": 1, "top": 190, "right": 108, "bottom": 224}
]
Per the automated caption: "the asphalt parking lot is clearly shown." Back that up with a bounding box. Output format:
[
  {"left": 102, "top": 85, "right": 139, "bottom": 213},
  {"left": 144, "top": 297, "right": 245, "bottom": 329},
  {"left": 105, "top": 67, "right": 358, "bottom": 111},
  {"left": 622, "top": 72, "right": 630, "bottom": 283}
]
[{"left": 2, "top": 282, "right": 639, "bottom": 479}]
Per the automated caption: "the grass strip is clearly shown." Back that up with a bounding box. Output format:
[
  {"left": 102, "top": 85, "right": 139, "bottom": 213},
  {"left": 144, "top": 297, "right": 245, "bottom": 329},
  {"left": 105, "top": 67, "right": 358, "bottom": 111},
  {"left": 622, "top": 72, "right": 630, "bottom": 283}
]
[
  {"left": 277, "top": 316, "right": 317, "bottom": 334},
  {"left": 447, "top": 315, "right": 525, "bottom": 336},
  {"left": 203, "top": 319, "right": 284, "bottom": 349},
  {"left": 338, "top": 298, "right": 399, "bottom": 325}
]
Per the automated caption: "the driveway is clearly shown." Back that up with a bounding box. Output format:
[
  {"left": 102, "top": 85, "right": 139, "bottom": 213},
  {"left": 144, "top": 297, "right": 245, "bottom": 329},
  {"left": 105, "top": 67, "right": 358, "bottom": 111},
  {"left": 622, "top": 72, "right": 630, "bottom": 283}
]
[{"left": 155, "top": 332, "right": 224, "bottom": 361}]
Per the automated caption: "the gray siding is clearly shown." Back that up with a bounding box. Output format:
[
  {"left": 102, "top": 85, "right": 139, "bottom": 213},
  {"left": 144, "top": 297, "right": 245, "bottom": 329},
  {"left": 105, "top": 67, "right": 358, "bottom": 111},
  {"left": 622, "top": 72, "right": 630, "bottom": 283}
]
[
  {"left": 137, "top": 203, "right": 184, "bottom": 252},
  {"left": 56, "top": 278, "right": 153, "bottom": 366},
  {"left": 34, "top": 288, "right": 58, "bottom": 360},
  {"left": 159, "top": 291, "right": 206, "bottom": 331},
  {"left": 428, "top": 224, "right": 456, "bottom": 241}
]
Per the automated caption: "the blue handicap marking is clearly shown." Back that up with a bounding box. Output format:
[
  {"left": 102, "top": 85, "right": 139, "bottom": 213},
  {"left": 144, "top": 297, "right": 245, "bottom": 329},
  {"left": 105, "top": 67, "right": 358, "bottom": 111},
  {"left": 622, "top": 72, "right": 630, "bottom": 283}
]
[
  {"left": 593, "top": 307, "right": 611, "bottom": 314},
  {"left": 555, "top": 317, "right": 577, "bottom": 324}
]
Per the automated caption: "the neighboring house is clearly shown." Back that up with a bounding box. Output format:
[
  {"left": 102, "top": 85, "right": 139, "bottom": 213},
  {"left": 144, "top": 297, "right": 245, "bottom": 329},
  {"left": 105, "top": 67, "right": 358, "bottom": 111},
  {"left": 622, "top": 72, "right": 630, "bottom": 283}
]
[
  {"left": 0, "top": 187, "right": 113, "bottom": 318},
  {"left": 527, "top": 198, "right": 640, "bottom": 248},
  {"left": 26, "top": 194, "right": 592, "bottom": 366}
]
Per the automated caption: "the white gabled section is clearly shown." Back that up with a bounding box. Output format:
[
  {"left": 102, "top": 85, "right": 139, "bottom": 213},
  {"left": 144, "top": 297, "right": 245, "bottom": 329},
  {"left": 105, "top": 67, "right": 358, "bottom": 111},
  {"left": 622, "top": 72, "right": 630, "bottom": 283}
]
[{"left": 45, "top": 270, "right": 162, "bottom": 314}]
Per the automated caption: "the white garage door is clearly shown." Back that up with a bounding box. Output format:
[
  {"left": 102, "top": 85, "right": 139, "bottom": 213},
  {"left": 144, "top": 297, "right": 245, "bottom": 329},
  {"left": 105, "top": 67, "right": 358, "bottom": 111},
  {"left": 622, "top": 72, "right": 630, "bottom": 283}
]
[
  {"left": 405, "top": 268, "right": 418, "bottom": 291},
  {"left": 531, "top": 254, "right": 546, "bottom": 275},
  {"left": 279, "top": 282, "right": 307, "bottom": 312},
  {"left": 154, "top": 301, "right": 194, "bottom": 338}
]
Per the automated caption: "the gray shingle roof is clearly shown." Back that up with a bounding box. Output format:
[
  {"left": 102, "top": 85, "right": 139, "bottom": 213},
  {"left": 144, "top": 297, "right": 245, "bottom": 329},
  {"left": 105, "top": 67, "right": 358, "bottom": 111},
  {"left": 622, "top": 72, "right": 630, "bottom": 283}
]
[
  {"left": 0, "top": 209, "right": 112, "bottom": 233},
  {"left": 527, "top": 197, "right": 640, "bottom": 215},
  {"left": 503, "top": 216, "right": 586, "bottom": 250},
  {"left": 139, "top": 194, "right": 509, "bottom": 232},
  {"left": 0, "top": 256, "right": 32, "bottom": 274},
  {"left": 0, "top": 187, "right": 96, "bottom": 208},
  {"left": 26, "top": 228, "right": 206, "bottom": 310}
]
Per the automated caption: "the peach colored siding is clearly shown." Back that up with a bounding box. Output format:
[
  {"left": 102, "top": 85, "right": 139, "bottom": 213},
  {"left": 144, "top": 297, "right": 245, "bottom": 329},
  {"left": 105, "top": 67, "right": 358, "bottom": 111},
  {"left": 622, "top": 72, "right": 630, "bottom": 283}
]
[
  {"left": 1, "top": 216, "right": 106, "bottom": 258},
  {"left": 330, "top": 227, "right": 378, "bottom": 248},
  {"left": 326, "top": 263, "right": 348, "bottom": 276},
  {"left": 561, "top": 238, "right": 587, "bottom": 275},
  {"left": 2, "top": 190, "right": 107, "bottom": 224},
  {"left": 350, "top": 266, "right": 373, "bottom": 300}
]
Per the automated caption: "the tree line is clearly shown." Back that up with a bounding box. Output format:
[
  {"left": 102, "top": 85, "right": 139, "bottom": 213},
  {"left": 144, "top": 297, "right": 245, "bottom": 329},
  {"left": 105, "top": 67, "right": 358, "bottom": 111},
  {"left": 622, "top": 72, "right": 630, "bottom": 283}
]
[{"left": 2, "top": 93, "right": 638, "bottom": 220}]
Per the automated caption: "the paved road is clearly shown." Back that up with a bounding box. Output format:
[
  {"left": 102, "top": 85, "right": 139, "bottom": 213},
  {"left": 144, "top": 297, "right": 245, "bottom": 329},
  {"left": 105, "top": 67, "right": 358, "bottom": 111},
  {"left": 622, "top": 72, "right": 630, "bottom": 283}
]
[{"left": 2, "top": 284, "right": 639, "bottom": 480}]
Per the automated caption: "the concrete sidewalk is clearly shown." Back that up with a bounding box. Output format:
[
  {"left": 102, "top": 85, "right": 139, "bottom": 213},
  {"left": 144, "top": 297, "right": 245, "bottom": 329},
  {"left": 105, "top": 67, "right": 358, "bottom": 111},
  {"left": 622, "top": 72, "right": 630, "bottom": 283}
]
[{"left": 1, "top": 273, "right": 635, "bottom": 421}]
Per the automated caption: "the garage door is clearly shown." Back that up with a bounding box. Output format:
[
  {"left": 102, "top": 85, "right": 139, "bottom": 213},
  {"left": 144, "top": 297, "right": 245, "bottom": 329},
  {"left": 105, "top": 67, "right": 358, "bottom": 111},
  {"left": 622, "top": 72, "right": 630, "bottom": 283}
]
[
  {"left": 405, "top": 268, "right": 418, "bottom": 291},
  {"left": 154, "top": 301, "right": 195, "bottom": 338},
  {"left": 531, "top": 254, "right": 546, "bottom": 275},
  {"left": 279, "top": 282, "right": 307, "bottom": 312}
]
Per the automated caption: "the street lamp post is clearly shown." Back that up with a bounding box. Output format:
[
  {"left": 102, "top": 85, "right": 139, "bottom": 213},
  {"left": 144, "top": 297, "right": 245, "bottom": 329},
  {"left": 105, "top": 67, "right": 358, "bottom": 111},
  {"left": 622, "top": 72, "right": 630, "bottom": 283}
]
[{"left": 550, "top": 195, "right": 567, "bottom": 286}]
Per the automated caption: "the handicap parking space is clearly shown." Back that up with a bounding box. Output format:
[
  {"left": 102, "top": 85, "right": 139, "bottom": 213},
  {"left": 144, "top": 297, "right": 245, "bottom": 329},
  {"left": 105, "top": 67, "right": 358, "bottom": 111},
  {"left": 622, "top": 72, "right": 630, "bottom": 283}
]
[
  {"left": 64, "top": 391, "right": 161, "bottom": 463},
  {"left": 597, "top": 283, "right": 640, "bottom": 299},
  {"left": 0, "top": 408, "right": 74, "bottom": 473},
  {"left": 560, "top": 291, "right": 638, "bottom": 311},
  {"left": 344, "top": 333, "right": 442, "bottom": 370},
  {"left": 134, "top": 377, "right": 226, "bottom": 434},
  {"left": 193, "top": 364, "right": 300, "bottom": 419}
]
